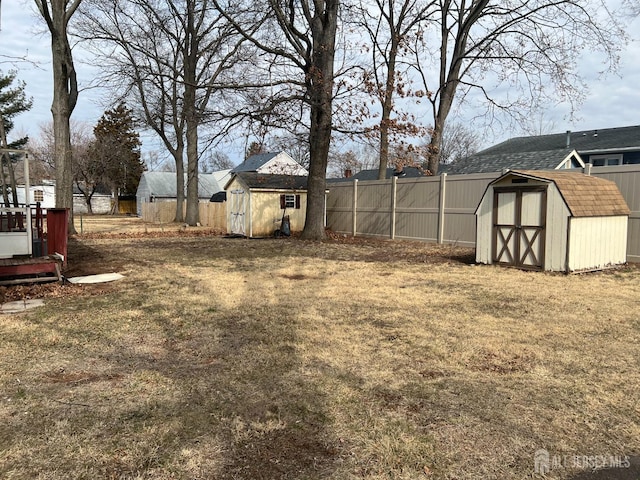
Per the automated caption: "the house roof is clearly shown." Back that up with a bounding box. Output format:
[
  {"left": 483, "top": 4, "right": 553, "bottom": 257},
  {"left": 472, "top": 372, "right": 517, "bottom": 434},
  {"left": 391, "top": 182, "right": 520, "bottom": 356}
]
[
  {"left": 328, "top": 166, "right": 429, "bottom": 182},
  {"left": 233, "top": 153, "right": 279, "bottom": 172},
  {"left": 449, "top": 149, "right": 580, "bottom": 175},
  {"left": 228, "top": 172, "right": 311, "bottom": 190},
  {"left": 139, "top": 171, "right": 223, "bottom": 197},
  {"left": 501, "top": 170, "right": 630, "bottom": 217},
  {"left": 480, "top": 125, "right": 640, "bottom": 155}
]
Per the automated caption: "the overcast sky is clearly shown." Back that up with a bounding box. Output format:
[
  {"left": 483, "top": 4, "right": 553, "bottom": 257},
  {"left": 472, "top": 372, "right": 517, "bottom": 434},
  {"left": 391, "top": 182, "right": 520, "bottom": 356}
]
[{"left": 2, "top": 1, "right": 640, "bottom": 161}]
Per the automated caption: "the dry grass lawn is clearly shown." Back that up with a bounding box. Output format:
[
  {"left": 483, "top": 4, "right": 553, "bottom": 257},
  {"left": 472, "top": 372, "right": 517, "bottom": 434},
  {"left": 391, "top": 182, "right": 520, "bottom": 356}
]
[{"left": 1, "top": 217, "right": 639, "bottom": 479}]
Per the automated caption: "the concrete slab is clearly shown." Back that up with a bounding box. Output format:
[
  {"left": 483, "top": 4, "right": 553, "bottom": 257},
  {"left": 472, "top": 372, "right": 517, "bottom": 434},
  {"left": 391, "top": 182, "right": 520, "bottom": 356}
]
[
  {"left": 1, "top": 299, "right": 45, "bottom": 314},
  {"left": 67, "top": 273, "right": 125, "bottom": 284}
]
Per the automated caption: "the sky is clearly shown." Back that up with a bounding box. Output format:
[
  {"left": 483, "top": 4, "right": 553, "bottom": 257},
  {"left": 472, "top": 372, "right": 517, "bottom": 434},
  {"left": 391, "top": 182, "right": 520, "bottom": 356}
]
[{"left": 2, "top": 1, "right": 640, "bottom": 163}]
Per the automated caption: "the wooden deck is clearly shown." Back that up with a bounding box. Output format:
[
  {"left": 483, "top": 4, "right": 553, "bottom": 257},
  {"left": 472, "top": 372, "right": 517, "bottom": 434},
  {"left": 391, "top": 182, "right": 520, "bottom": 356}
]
[{"left": 0, "top": 256, "right": 63, "bottom": 286}]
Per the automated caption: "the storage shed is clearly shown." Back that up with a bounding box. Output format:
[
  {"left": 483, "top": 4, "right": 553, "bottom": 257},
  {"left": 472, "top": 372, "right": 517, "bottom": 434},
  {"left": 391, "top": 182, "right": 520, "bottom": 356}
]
[
  {"left": 225, "top": 172, "right": 326, "bottom": 237},
  {"left": 136, "top": 172, "right": 226, "bottom": 216},
  {"left": 475, "top": 170, "right": 630, "bottom": 272}
]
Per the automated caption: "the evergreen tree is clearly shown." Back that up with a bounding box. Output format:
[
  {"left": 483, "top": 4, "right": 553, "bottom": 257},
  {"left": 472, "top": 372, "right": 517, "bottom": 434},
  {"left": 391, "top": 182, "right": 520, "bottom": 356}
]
[
  {"left": 90, "top": 104, "right": 144, "bottom": 200},
  {"left": 0, "top": 71, "right": 32, "bottom": 208}
]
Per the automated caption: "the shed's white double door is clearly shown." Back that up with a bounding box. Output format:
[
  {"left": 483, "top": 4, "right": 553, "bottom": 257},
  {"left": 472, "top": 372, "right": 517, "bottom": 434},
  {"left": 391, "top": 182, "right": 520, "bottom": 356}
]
[{"left": 492, "top": 187, "right": 547, "bottom": 269}]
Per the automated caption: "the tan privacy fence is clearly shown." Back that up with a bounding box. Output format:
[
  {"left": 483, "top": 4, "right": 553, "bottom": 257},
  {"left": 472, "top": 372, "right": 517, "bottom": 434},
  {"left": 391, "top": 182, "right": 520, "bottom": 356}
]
[
  {"left": 140, "top": 201, "right": 227, "bottom": 230},
  {"left": 326, "top": 165, "right": 640, "bottom": 262}
]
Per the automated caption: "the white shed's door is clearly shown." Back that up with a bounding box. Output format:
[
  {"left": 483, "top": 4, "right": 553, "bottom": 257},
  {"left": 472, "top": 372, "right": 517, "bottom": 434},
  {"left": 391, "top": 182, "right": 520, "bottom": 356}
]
[
  {"left": 493, "top": 187, "right": 546, "bottom": 270},
  {"left": 229, "top": 189, "right": 246, "bottom": 236}
]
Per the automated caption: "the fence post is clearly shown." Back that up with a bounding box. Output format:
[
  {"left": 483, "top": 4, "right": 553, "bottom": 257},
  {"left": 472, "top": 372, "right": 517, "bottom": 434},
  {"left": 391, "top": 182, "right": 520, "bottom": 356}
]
[
  {"left": 390, "top": 176, "right": 397, "bottom": 239},
  {"left": 352, "top": 179, "right": 358, "bottom": 237},
  {"left": 437, "top": 173, "right": 447, "bottom": 244}
]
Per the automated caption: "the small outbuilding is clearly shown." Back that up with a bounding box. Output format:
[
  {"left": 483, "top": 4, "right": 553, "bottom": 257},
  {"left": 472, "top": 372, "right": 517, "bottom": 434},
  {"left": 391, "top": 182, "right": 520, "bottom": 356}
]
[
  {"left": 475, "top": 170, "right": 630, "bottom": 272},
  {"left": 225, "top": 172, "right": 325, "bottom": 237},
  {"left": 136, "top": 171, "right": 228, "bottom": 216}
]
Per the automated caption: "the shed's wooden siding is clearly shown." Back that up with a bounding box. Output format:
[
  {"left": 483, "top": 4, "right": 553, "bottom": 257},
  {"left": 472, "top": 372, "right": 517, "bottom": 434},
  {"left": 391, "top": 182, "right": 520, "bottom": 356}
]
[
  {"left": 249, "top": 190, "right": 307, "bottom": 237},
  {"left": 567, "top": 216, "right": 628, "bottom": 272},
  {"left": 543, "top": 184, "right": 570, "bottom": 272},
  {"left": 474, "top": 191, "right": 493, "bottom": 264},
  {"left": 589, "top": 165, "right": 640, "bottom": 262}
]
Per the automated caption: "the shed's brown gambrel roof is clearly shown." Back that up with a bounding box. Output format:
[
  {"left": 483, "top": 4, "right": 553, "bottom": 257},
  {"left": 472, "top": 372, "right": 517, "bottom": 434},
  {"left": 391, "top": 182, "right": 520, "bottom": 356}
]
[{"left": 511, "top": 170, "right": 630, "bottom": 217}]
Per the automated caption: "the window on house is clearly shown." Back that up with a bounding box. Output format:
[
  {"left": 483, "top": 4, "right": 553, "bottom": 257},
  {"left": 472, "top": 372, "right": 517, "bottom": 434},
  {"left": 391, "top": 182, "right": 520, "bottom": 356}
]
[
  {"left": 34, "top": 190, "right": 44, "bottom": 202},
  {"left": 280, "top": 194, "right": 301, "bottom": 209},
  {"left": 589, "top": 154, "right": 622, "bottom": 167}
]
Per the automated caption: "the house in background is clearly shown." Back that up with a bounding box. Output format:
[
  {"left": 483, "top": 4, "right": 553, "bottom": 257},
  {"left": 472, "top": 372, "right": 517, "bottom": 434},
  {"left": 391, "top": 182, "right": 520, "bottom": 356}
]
[
  {"left": 448, "top": 125, "right": 640, "bottom": 174},
  {"left": 16, "top": 184, "right": 56, "bottom": 209},
  {"left": 328, "top": 166, "right": 429, "bottom": 183},
  {"left": 136, "top": 171, "right": 228, "bottom": 216},
  {"left": 233, "top": 152, "right": 308, "bottom": 176},
  {"left": 72, "top": 184, "right": 112, "bottom": 214}
]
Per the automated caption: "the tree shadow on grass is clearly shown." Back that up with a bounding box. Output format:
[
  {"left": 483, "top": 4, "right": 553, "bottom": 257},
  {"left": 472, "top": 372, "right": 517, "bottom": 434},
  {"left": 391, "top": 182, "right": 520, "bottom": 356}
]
[{"left": 201, "top": 312, "right": 340, "bottom": 479}]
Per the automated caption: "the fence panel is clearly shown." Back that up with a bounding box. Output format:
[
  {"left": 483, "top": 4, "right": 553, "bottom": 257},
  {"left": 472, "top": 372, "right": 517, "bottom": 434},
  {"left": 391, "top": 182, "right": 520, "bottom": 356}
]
[
  {"left": 395, "top": 177, "right": 440, "bottom": 242},
  {"left": 325, "top": 182, "right": 354, "bottom": 233},
  {"left": 326, "top": 166, "right": 640, "bottom": 261},
  {"left": 141, "top": 201, "right": 227, "bottom": 230}
]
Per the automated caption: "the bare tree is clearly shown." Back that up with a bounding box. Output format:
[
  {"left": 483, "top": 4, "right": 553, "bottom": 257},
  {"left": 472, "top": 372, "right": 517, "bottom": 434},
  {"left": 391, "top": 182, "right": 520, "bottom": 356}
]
[
  {"left": 349, "top": 0, "right": 434, "bottom": 179},
  {"left": 412, "top": 0, "right": 625, "bottom": 174},
  {"left": 80, "top": 0, "right": 246, "bottom": 224},
  {"left": 35, "top": 0, "right": 82, "bottom": 233},
  {"left": 214, "top": 0, "right": 340, "bottom": 239},
  {"left": 200, "top": 150, "right": 234, "bottom": 172},
  {"left": 437, "top": 122, "right": 482, "bottom": 165}
]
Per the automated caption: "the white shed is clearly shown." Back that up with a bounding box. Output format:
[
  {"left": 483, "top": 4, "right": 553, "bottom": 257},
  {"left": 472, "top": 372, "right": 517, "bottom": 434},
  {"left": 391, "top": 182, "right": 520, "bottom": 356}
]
[{"left": 475, "top": 170, "right": 630, "bottom": 272}]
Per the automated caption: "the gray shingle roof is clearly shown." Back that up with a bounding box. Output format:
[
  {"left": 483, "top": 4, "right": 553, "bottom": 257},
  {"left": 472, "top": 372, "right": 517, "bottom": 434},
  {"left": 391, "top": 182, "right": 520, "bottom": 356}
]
[
  {"left": 480, "top": 125, "right": 640, "bottom": 155},
  {"left": 328, "top": 166, "right": 429, "bottom": 183},
  {"left": 231, "top": 172, "right": 310, "bottom": 190},
  {"left": 232, "top": 153, "right": 279, "bottom": 172},
  {"left": 449, "top": 150, "right": 579, "bottom": 175}
]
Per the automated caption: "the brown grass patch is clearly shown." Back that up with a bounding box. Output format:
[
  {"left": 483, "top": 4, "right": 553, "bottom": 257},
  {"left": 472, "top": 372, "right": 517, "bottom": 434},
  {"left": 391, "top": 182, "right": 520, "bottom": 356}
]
[{"left": 1, "top": 217, "right": 639, "bottom": 479}]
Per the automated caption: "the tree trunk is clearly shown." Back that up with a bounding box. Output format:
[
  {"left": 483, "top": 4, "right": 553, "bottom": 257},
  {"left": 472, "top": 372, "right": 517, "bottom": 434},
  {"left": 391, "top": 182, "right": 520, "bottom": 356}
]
[
  {"left": 377, "top": 39, "right": 399, "bottom": 180},
  {"left": 85, "top": 194, "right": 94, "bottom": 214},
  {"left": 184, "top": 0, "right": 200, "bottom": 227},
  {"left": 300, "top": 0, "right": 339, "bottom": 240},
  {"left": 185, "top": 119, "right": 199, "bottom": 226},
  {"left": 45, "top": 1, "right": 80, "bottom": 234},
  {"left": 0, "top": 117, "right": 12, "bottom": 207},
  {"left": 174, "top": 149, "right": 185, "bottom": 223}
]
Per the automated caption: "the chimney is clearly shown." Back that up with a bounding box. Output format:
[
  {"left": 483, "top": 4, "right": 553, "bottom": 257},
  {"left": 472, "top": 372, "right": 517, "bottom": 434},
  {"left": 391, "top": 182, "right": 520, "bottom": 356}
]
[
  {"left": 344, "top": 169, "right": 352, "bottom": 178},
  {"left": 566, "top": 130, "right": 571, "bottom": 148}
]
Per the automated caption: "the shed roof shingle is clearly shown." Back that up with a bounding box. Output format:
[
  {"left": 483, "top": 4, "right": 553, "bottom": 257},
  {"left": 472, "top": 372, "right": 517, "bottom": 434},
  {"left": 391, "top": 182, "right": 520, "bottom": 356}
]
[
  {"left": 509, "top": 170, "right": 630, "bottom": 217},
  {"left": 230, "top": 172, "right": 310, "bottom": 190}
]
